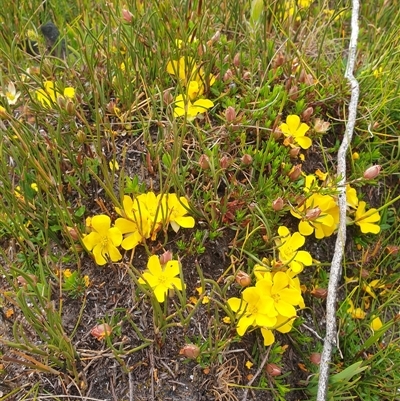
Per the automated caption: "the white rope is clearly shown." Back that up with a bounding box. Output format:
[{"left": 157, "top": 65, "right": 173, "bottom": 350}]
[{"left": 316, "top": 0, "right": 360, "bottom": 399}]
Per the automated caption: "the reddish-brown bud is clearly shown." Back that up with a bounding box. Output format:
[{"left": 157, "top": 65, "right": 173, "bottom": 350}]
[
  {"left": 219, "top": 155, "right": 231, "bottom": 169},
  {"left": 314, "top": 118, "right": 330, "bottom": 133},
  {"left": 199, "top": 154, "right": 210, "bottom": 170},
  {"left": 179, "top": 344, "right": 200, "bottom": 359},
  {"left": 242, "top": 71, "right": 251, "bottom": 80},
  {"left": 266, "top": 363, "right": 282, "bottom": 377},
  {"left": 386, "top": 245, "right": 399, "bottom": 256},
  {"left": 310, "top": 353, "right": 321, "bottom": 365},
  {"left": 223, "top": 69, "right": 234, "bottom": 82},
  {"left": 159, "top": 250, "right": 173, "bottom": 265},
  {"left": 272, "top": 128, "right": 283, "bottom": 140},
  {"left": 91, "top": 323, "right": 112, "bottom": 340},
  {"left": 272, "top": 53, "right": 285, "bottom": 68},
  {"left": 225, "top": 106, "right": 236, "bottom": 123},
  {"left": 289, "top": 147, "right": 301, "bottom": 158},
  {"left": 288, "top": 165, "right": 302, "bottom": 181},
  {"left": 241, "top": 154, "right": 253, "bottom": 166},
  {"left": 302, "top": 107, "right": 314, "bottom": 122},
  {"left": 122, "top": 8, "right": 133, "bottom": 23},
  {"left": 311, "top": 287, "right": 327, "bottom": 299},
  {"left": 233, "top": 53, "right": 241, "bottom": 68},
  {"left": 235, "top": 271, "right": 251, "bottom": 287},
  {"left": 288, "top": 85, "right": 299, "bottom": 101},
  {"left": 272, "top": 197, "right": 284, "bottom": 211},
  {"left": 363, "top": 165, "right": 382, "bottom": 180},
  {"left": 163, "top": 89, "right": 173, "bottom": 105},
  {"left": 306, "top": 207, "right": 321, "bottom": 221},
  {"left": 67, "top": 227, "right": 79, "bottom": 241}
]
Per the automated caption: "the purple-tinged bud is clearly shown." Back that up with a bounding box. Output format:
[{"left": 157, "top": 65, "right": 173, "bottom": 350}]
[
  {"left": 199, "top": 154, "right": 210, "bottom": 170},
  {"left": 306, "top": 207, "right": 321, "bottom": 220},
  {"left": 225, "top": 106, "right": 236, "bottom": 123},
  {"left": 219, "top": 155, "right": 231, "bottom": 169},
  {"left": 122, "top": 8, "right": 133, "bottom": 23},
  {"left": 241, "top": 154, "right": 253, "bottom": 166},
  {"left": 289, "top": 147, "right": 301, "bottom": 158},
  {"left": 266, "top": 363, "right": 282, "bottom": 377},
  {"left": 288, "top": 165, "right": 302, "bottom": 181},
  {"left": 233, "top": 53, "right": 241, "bottom": 68},
  {"left": 272, "top": 197, "right": 284, "bottom": 211},
  {"left": 302, "top": 106, "right": 313, "bottom": 122},
  {"left": 242, "top": 71, "right": 251, "bottom": 80},
  {"left": 179, "top": 344, "right": 200, "bottom": 359},
  {"left": 159, "top": 250, "right": 173, "bottom": 265},
  {"left": 223, "top": 69, "right": 234, "bottom": 82},
  {"left": 235, "top": 271, "right": 251, "bottom": 287},
  {"left": 363, "top": 165, "right": 381, "bottom": 180},
  {"left": 288, "top": 85, "right": 298, "bottom": 101}
]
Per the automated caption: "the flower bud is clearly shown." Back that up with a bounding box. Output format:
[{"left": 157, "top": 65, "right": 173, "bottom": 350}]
[
  {"left": 288, "top": 85, "right": 298, "bottom": 101},
  {"left": 163, "top": 89, "right": 173, "bottom": 105},
  {"left": 242, "top": 71, "right": 251, "bottom": 80},
  {"left": 65, "top": 99, "right": 75, "bottom": 115},
  {"left": 159, "top": 250, "right": 173, "bottom": 265},
  {"left": 310, "top": 353, "right": 321, "bottom": 365},
  {"left": 90, "top": 323, "right": 112, "bottom": 340},
  {"left": 76, "top": 129, "right": 86, "bottom": 144},
  {"left": 386, "top": 245, "right": 399, "bottom": 256},
  {"left": 241, "top": 154, "right": 253, "bottom": 166},
  {"left": 122, "top": 8, "right": 133, "bottom": 23},
  {"left": 271, "top": 128, "right": 283, "bottom": 140},
  {"left": 363, "top": 165, "right": 382, "bottom": 180},
  {"left": 266, "top": 363, "right": 281, "bottom": 377},
  {"left": 67, "top": 227, "right": 79, "bottom": 241},
  {"left": 199, "top": 154, "right": 210, "bottom": 170},
  {"left": 225, "top": 106, "right": 236, "bottom": 123},
  {"left": 235, "top": 271, "right": 251, "bottom": 287},
  {"left": 219, "top": 155, "right": 231, "bottom": 169},
  {"left": 306, "top": 207, "right": 321, "bottom": 221},
  {"left": 302, "top": 107, "right": 313, "bottom": 122},
  {"left": 272, "top": 53, "right": 285, "bottom": 68},
  {"left": 208, "top": 30, "right": 220, "bottom": 46},
  {"left": 179, "top": 344, "right": 200, "bottom": 359},
  {"left": 288, "top": 165, "right": 302, "bottom": 181},
  {"left": 360, "top": 269, "right": 370, "bottom": 279},
  {"left": 310, "top": 287, "right": 327, "bottom": 299},
  {"left": 223, "top": 69, "right": 234, "bottom": 82},
  {"left": 272, "top": 197, "right": 284, "bottom": 211},
  {"left": 233, "top": 52, "right": 241, "bottom": 68},
  {"left": 289, "top": 147, "right": 301, "bottom": 158},
  {"left": 314, "top": 118, "right": 330, "bottom": 133}
]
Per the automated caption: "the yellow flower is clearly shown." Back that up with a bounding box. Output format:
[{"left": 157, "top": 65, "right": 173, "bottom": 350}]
[
  {"left": 82, "top": 215, "right": 122, "bottom": 265},
  {"left": 245, "top": 361, "right": 253, "bottom": 369},
  {"left": 63, "top": 269, "right": 72, "bottom": 278},
  {"left": 279, "top": 115, "right": 312, "bottom": 149},
  {"left": 373, "top": 67, "right": 383, "bottom": 79},
  {"left": 138, "top": 255, "right": 183, "bottom": 303},
  {"left": 346, "top": 185, "right": 359, "bottom": 209},
  {"left": 276, "top": 226, "right": 313, "bottom": 273},
  {"left": 223, "top": 316, "right": 231, "bottom": 324},
  {"left": 347, "top": 300, "right": 366, "bottom": 319},
  {"left": 352, "top": 152, "right": 360, "bottom": 160},
  {"left": 370, "top": 316, "right": 383, "bottom": 331},
  {"left": 163, "top": 193, "right": 195, "bottom": 232},
  {"left": 174, "top": 94, "right": 214, "bottom": 120},
  {"left": 1, "top": 82, "right": 21, "bottom": 105},
  {"left": 315, "top": 169, "right": 328, "bottom": 181},
  {"left": 355, "top": 201, "right": 380, "bottom": 234},
  {"left": 83, "top": 275, "right": 90, "bottom": 287},
  {"left": 36, "top": 81, "right": 75, "bottom": 108}
]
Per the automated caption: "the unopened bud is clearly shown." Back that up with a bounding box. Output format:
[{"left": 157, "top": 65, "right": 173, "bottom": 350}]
[
  {"left": 272, "top": 53, "right": 285, "bottom": 68},
  {"left": 57, "top": 95, "right": 66, "bottom": 109},
  {"left": 233, "top": 53, "right": 241, "bottom": 67},
  {"left": 289, "top": 147, "right": 301, "bottom": 158},
  {"left": 310, "top": 353, "right": 321, "bottom": 365},
  {"left": 272, "top": 128, "right": 283, "bottom": 140},
  {"left": 122, "top": 8, "right": 133, "bottom": 23},
  {"left": 235, "top": 271, "right": 251, "bottom": 287},
  {"left": 272, "top": 197, "right": 284, "bottom": 211},
  {"left": 241, "top": 154, "right": 253, "bottom": 166},
  {"left": 266, "top": 363, "right": 281, "bottom": 377},
  {"left": 363, "top": 165, "right": 381, "bottom": 180},
  {"left": 208, "top": 30, "right": 220, "bottom": 46},
  {"left": 288, "top": 85, "right": 298, "bottom": 101},
  {"left": 242, "top": 71, "right": 251, "bottom": 80},
  {"left": 225, "top": 106, "right": 236, "bottom": 123},
  {"left": 219, "top": 155, "right": 231, "bottom": 169},
  {"left": 179, "top": 344, "right": 200, "bottom": 359},
  {"left": 223, "top": 69, "right": 234, "bottom": 82},
  {"left": 159, "top": 250, "right": 173, "bottom": 265},
  {"left": 199, "top": 154, "right": 210, "bottom": 170},
  {"left": 163, "top": 90, "right": 173, "bottom": 105},
  {"left": 76, "top": 130, "right": 86, "bottom": 144},
  {"left": 314, "top": 118, "right": 330, "bottom": 133},
  {"left": 90, "top": 323, "right": 112, "bottom": 340},
  {"left": 302, "top": 107, "right": 313, "bottom": 122},
  {"left": 386, "top": 245, "right": 399, "bottom": 256},
  {"left": 65, "top": 99, "right": 75, "bottom": 115},
  {"left": 288, "top": 165, "right": 302, "bottom": 181},
  {"left": 360, "top": 269, "right": 370, "bottom": 279},
  {"left": 67, "top": 227, "right": 79, "bottom": 241},
  {"left": 311, "top": 287, "right": 327, "bottom": 299},
  {"left": 306, "top": 207, "right": 321, "bottom": 220}
]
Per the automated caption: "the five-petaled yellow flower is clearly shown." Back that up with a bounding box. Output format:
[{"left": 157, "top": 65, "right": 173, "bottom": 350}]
[
  {"left": 139, "top": 255, "right": 183, "bottom": 303},
  {"left": 82, "top": 215, "right": 122, "bottom": 265},
  {"left": 279, "top": 115, "right": 312, "bottom": 149},
  {"left": 174, "top": 94, "right": 214, "bottom": 120},
  {"left": 355, "top": 201, "right": 380, "bottom": 234},
  {"left": 36, "top": 81, "right": 75, "bottom": 107}
]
